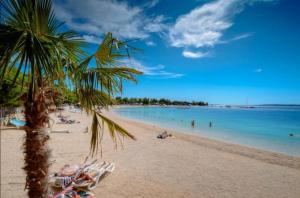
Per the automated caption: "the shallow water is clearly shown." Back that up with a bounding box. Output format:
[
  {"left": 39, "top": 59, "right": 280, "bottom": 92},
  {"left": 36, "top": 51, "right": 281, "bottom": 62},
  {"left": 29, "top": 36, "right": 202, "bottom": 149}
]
[{"left": 113, "top": 106, "right": 300, "bottom": 156}]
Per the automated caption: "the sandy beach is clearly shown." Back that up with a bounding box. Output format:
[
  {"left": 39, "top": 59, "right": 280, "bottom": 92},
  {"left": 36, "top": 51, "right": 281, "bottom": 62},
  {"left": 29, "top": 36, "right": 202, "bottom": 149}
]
[{"left": 1, "top": 109, "right": 300, "bottom": 198}]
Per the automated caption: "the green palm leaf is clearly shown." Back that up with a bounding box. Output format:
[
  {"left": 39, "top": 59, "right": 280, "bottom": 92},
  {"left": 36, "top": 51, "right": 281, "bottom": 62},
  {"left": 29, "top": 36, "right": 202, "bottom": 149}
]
[{"left": 90, "top": 110, "right": 136, "bottom": 156}]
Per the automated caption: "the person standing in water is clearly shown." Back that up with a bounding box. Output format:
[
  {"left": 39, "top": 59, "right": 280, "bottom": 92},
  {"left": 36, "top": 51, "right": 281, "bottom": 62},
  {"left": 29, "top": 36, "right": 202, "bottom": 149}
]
[
  {"left": 191, "top": 120, "right": 195, "bottom": 128},
  {"left": 209, "top": 121, "right": 212, "bottom": 127}
]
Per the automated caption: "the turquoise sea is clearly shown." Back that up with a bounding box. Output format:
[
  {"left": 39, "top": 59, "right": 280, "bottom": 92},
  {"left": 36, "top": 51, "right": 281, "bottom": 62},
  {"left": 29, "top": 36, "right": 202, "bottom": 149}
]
[{"left": 113, "top": 106, "right": 300, "bottom": 156}]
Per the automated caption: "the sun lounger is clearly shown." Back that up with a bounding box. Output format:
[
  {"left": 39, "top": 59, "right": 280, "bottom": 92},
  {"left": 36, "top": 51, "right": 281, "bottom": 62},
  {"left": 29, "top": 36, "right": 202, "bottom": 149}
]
[
  {"left": 89, "top": 163, "right": 115, "bottom": 189},
  {"left": 56, "top": 121, "right": 78, "bottom": 124},
  {"left": 50, "top": 159, "right": 115, "bottom": 192},
  {"left": 49, "top": 159, "right": 98, "bottom": 189},
  {"left": 69, "top": 108, "right": 82, "bottom": 113},
  {"left": 57, "top": 117, "right": 79, "bottom": 124},
  {"left": 50, "top": 129, "right": 70, "bottom": 133},
  {"left": 73, "top": 162, "right": 115, "bottom": 190},
  {"left": 49, "top": 175, "right": 73, "bottom": 189}
]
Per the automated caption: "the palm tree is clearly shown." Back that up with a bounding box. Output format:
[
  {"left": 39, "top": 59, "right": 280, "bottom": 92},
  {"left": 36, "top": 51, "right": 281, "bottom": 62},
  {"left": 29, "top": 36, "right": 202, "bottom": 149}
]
[{"left": 0, "top": 0, "right": 142, "bottom": 197}]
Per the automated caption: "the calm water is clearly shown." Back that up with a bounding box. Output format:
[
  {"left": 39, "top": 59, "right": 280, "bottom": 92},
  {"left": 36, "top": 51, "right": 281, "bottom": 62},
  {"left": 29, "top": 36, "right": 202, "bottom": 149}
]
[{"left": 113, "top": 106, "right": 300, "bottom": 156}]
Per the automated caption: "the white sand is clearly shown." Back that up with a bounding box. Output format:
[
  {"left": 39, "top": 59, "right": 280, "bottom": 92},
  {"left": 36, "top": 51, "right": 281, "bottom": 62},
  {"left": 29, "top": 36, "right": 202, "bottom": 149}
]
[{"left": 1, "top": 109, "right": 300, "bottom": 198}]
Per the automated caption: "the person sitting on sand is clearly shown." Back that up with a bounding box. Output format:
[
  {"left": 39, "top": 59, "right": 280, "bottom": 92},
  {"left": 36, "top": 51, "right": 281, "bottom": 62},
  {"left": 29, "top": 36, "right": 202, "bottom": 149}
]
[{"left": 157, "top": 131, "right": 173, "bottom": 139}]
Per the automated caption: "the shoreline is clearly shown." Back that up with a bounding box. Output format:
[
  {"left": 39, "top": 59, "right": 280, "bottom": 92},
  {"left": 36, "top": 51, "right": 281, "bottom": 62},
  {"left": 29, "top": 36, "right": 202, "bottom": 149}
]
[
  {"left": 111, "top": 105, "right": 300, "bottom": 157},
  {"left": 108, "top": 109, "right": 300, "bottom": 170}
]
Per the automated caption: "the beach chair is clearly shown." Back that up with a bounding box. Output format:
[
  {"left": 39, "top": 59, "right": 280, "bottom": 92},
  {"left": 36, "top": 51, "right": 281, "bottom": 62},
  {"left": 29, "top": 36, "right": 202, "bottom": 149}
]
[
  {"left": 72, "top": 162, "right": 115, "bottom": 190},
  {"left": 49, "top": 175, "right": 74, "bottom": 189},
  {"left": 57, "top": 117, "right": 77, "bottom": 124},
  {"left": 50, "top": 129, "right": 70, "bottom": 133},
  {"left": 49, "top": 159, "right": 98, "bottom": 189}
]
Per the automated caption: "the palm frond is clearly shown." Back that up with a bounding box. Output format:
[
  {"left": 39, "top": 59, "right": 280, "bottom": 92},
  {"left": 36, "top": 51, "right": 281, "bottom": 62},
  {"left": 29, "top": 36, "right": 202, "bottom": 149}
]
[
  {"left": 0, "top": 0, "right": 84, "bottom": 99},
  {"left": 90, "top": 110, "right": 136, "bottom": 156},
  {"left": 66, "top": 32, "right": 142, "bottom": 154}
]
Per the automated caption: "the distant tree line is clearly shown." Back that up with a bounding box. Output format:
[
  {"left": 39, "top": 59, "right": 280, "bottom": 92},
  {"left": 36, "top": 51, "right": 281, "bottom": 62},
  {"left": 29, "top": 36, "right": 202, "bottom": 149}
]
[{"left": 115, "top": 97, "right": 208, "bottom": 106}]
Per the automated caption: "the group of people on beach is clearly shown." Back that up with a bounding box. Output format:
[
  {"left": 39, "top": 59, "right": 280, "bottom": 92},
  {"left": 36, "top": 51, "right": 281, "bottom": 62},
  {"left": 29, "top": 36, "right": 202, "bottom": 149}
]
[{"left": 157, "top": 120, "right": 214, "bottom": 140}]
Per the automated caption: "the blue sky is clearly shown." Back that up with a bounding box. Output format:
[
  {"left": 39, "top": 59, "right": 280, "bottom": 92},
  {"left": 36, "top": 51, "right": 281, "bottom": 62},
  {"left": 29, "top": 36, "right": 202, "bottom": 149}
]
[{"left": 54, "top": 0, "right": 300, "bottom": 105}]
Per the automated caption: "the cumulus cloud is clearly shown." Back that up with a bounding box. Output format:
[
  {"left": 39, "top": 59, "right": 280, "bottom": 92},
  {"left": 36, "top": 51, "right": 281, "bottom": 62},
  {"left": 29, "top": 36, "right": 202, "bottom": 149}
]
[
  {"left": 123, "top": 59, "right": 184, "bottom": 79},
  {"left": 53, "top": 0, "right": 167, "bottom": 43},
  {"left": 183, "top": 50, "right": 208, "bottom": 58}
]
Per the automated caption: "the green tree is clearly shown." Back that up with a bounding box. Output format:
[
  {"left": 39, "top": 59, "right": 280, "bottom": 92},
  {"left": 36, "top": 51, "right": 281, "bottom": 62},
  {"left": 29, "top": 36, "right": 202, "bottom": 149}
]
[
  {"left": 150, "top": 98, "right": 157, "bottom": 104},
  {"left": 142, "top": 97, "right": 150, "bottom": 105},
  {"left": 0, "top": 0, "right": 141, "bottom": 197},
  {"left": 0, "top": 67, "right": 29, "bottom": 107}
]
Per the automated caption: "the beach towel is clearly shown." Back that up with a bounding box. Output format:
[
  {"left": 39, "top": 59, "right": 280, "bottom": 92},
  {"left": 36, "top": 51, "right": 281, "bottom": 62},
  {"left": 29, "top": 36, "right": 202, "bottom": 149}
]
[
  {"left": 9, "top": 118, "right": 26, "bottom": 128},
  {"left": 52, "top": 186, "right": 94, "bottom": 198}
]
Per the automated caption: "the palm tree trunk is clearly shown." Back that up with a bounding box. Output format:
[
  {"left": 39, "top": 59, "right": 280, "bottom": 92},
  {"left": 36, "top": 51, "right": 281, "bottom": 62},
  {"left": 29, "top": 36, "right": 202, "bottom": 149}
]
[{"left": 23, "top": 90, "right": 50, "bottom": 198}]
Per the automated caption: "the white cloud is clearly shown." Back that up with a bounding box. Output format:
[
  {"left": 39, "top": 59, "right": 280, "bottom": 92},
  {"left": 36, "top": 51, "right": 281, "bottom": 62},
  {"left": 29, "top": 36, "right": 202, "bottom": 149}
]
[
  {"left": 169, "top": 0, "right": 244, "bottom": 48},
  {"left": 53, "top": 0, "right": 275, "bottom": 54},
  {"left": 169, "top": 0, "right": 274, "bottom": 58},
  {"left": 145, "top": 41, "right": 156, "bottom": 46},
  {"left": 82, "top": 35, "right": 102, "bottom": 44},
  {"left": 249, "top": 0, "right": 277, "bottom": 4},
  {"left": 218, "top": 33, "right": 252, "bottom": 44},
  {"left": 254, "top": 68, "right": 263, "bottom": 73},
  {"left": 144, "top": 15, "right": 168, "bottom": 33},
  {"left": 144, "top": 0, "right": 160, "bottom": 8},
  {"left": 231, "top": 33, "right": 252, "bottom": 41},
  {"left": 53, "top": 0, "right": 166, "bottom": 42},
  {"left": 123, "top": 59, "right": 184, "bottom": 79},
  {"left": 183, "top": 50, "right": 208, "bottom": 58}
]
